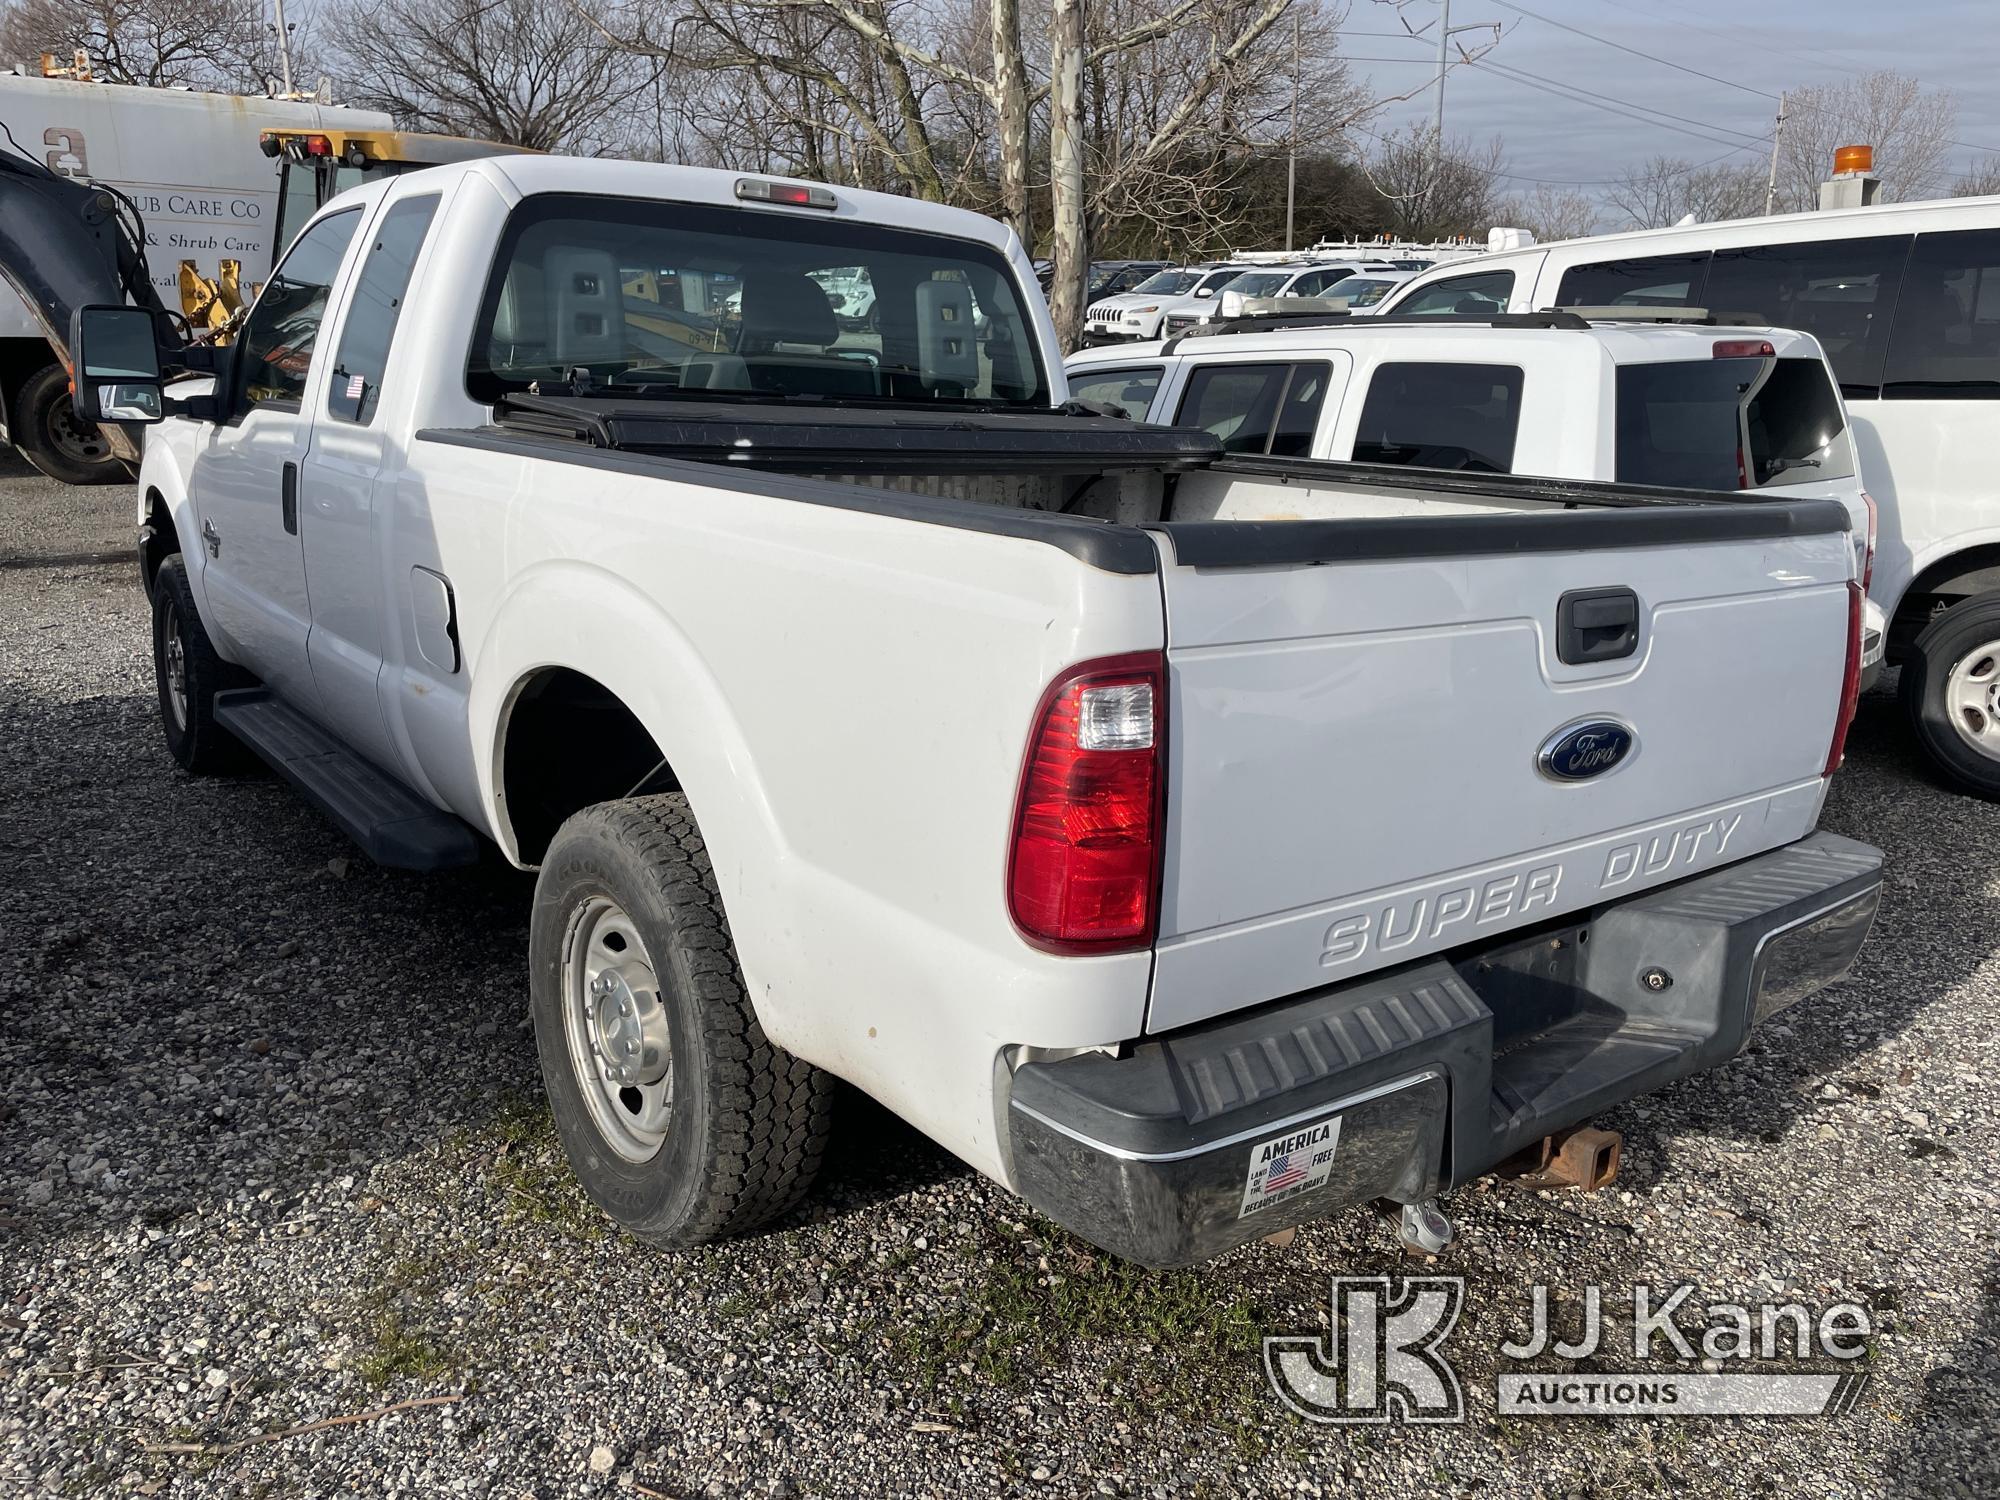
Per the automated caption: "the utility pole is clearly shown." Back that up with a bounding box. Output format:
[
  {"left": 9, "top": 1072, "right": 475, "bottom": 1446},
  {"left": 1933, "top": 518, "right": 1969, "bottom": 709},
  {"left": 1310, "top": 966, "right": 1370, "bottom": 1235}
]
[
  {"left": 1764, "top": 91, "right": 1788, "bottom": 216},
  {"left": 1285, "top": 10, "right": 1300, "bottom": 251},
  {"left": 1433, "top": 0, "right": 1449, "bottom": 156},
  {"left": 1425, "top": 0, "right": 1501, "bottom": 179},
  {"left": 269, "top": 0, "right": 296, "bottom": 96}
]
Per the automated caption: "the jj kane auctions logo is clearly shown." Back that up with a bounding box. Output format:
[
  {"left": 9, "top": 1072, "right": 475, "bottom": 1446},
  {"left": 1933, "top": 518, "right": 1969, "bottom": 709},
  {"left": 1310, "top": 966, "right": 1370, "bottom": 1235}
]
[{"left": 1266, "top": 1278, "right": 1874, "bottom": 1423}]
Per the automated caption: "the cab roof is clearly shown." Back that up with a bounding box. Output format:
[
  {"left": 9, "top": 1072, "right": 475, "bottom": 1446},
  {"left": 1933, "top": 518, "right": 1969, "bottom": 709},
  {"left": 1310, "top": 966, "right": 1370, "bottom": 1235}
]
[{"left": 1062, "top": 317, "right": 1829, "bottom": 368}]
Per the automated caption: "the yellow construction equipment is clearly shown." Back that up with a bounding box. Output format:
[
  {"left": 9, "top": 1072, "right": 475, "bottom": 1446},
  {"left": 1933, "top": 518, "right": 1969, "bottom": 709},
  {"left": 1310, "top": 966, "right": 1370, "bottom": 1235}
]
[{"left": 178, "top": 126, "right": 530, "bottom": 337}]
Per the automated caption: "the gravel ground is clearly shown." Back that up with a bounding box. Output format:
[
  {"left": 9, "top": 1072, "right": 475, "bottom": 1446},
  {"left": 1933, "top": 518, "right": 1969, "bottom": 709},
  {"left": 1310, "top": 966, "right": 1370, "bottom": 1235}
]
[
  {"left": 0, "top": 449, "right": 132, "bottom": 567},
  {"left": 2, "top": 538, "right": 1996, "bottom": 1497}
]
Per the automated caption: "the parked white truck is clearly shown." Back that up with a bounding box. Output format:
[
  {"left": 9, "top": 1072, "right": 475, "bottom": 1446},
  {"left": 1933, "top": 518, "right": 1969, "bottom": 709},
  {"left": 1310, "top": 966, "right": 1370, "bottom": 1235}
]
[{"left": 58, "top": 156, "right": 1882, "bottom": 1265}]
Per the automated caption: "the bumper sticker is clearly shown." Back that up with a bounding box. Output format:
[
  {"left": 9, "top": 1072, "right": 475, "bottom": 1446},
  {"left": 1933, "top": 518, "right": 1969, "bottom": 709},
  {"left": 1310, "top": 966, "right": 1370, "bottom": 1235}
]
[{"left": 1240, "top": 1117, "right": 1342, "bottom": 1219}]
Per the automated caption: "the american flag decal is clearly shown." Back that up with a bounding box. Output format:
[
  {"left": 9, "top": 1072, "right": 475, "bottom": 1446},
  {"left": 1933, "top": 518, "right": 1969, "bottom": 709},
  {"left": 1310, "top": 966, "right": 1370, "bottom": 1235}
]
[
  {"left": 1265, "top": 1152, "right": 1307, "bottom": 1193},
  {"left": 346, "top": 373, "right": 366, "bottom": 401},
  {"left": 1240, "top": 1116, "right": 1342, "bottom": 1218}
]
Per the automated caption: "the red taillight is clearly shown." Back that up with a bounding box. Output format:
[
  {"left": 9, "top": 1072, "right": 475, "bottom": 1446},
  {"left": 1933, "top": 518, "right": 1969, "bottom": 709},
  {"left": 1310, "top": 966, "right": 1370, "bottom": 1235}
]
[
  {"left": 1714, "top": 339, "right": 1776, "bottom": 359},
  {"left": 302, "top": 133, "right": 332, "bottom": 157},
  {"left": 1008, "top": 652, "right": 1165, "bottom": 953},
  {"left": 1824, "top": 580, "right": 1864, "bottom": 776},
  {"left": 1859, "top": 490, "right": 1877, "bottom": 592}
]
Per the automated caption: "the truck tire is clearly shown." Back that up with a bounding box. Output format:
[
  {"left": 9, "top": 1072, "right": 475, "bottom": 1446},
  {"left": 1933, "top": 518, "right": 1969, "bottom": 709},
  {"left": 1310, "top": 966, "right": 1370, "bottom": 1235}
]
[
  {"left": 529, "top": 794, "right": 835, "bottom": 1244},
  {"left": 13, "top": 363, "right": 123, "bottom": 485},
  {"left": 1902, "top": 592, "right": 2000, "bottom": 799},
  {"left": 151, "top": 554, "right": 253, "bottom": 774}
]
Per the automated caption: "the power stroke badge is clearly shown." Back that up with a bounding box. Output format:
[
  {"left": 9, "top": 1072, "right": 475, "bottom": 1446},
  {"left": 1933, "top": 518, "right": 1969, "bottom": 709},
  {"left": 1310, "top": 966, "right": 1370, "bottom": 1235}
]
[{"left": 1240, "top": 1117, "right": 1341, "bottom": 1218}]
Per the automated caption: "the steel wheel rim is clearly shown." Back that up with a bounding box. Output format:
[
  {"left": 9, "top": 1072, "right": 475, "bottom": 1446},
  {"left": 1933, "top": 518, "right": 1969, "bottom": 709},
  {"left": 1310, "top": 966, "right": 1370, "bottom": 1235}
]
[
  {"left": 560, "top": 896, "right": 674, "bottom": 1164},
  {"left": 49, "top": 394, "right": 112, "bottom": 463},
  {"left": 1945, "top": 641, "right": 2000, "bottom": 760},
  {"left": 162, "top": 598, "right": 189, "bottom": 731}
]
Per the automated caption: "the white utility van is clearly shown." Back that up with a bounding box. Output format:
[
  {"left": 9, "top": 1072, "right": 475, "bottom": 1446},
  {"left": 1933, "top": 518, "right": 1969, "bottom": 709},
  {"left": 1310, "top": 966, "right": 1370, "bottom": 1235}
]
[{"left": 1377, "top": 196, "right": 2000, "bottom": 796}]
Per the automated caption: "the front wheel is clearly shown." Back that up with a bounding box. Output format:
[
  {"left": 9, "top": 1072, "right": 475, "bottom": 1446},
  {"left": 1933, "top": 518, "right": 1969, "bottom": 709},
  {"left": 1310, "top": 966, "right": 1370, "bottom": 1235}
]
[
  {"left": 151, "top": 554, "right": 253, "bottom": 774},
  {"left": 13, "top": 363, "right": 123, "bottom": 485},
  {"left": 1902, "top": 592, "right": 2000, "bottom": 798},
  {"left": 529, "top": 794, "right": 835, "bottom": 1244}
]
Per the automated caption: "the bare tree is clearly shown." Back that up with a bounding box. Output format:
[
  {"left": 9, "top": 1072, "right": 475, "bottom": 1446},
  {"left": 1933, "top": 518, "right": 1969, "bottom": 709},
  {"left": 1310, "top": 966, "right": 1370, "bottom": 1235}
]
[
  {"left": 0, "top": 0, "right": 290, "bottom": 90},
  {"left": 1605, "top": 154, "right": 1765, "bottom": 229},
  {"left": 1363, "top": 124, "right": 1503, "bottom": 241},
  {"left": 1496, "top": 182, "right": 1599, "bottom": 243},
  {"left": 1775, "top": 70, "right": 1956, "bottom": 209},
  {"left": 341, "top": 0, "right": 652, "bottom": 153},
  {"left": 1952, "top": 157, "right": 2000, "bottom": 199}
]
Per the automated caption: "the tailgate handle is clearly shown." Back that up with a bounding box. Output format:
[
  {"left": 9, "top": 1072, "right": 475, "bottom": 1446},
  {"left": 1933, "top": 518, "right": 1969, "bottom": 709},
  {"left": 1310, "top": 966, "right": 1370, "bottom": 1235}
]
[{"left": 1557, "top": 587, "right": 1640, "bottom": 665}]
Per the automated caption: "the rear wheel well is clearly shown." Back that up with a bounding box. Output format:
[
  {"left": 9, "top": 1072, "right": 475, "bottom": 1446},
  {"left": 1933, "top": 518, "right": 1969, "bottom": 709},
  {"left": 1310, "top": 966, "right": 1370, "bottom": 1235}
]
[
  {"left": 501, "top": 668, "right": 678, "bottom": 864},
  {"left": 1890, "top": 544, "right": 2000, "bottom": 658}
]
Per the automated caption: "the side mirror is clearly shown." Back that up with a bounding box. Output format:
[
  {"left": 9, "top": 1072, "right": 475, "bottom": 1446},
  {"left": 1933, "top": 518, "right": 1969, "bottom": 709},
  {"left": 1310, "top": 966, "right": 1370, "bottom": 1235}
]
[
  {"left": 1219, "top": 290, "right": 1245, "bottom": 320},
  {"left": 1194, "top": 286, "right": 1214, "bottom": 298},
  {"left": 69, "top": 305, "right": 165, "bottom": 424}
]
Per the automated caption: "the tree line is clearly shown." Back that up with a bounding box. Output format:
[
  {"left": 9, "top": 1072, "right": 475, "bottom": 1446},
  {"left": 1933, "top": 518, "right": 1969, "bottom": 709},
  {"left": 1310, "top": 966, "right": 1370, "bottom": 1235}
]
[{"left": 4, "top": 0, "right": 1994, "bottom": 340}]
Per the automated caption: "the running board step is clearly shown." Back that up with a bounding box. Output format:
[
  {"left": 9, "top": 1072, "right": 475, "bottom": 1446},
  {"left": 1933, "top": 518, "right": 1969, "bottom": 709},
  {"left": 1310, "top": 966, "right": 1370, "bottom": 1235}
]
[
  {"left": 1487, "top": 1009, "right": 1703, "bottom": 1162},
  {"left": 213, "top": 688, "right": 481, "bottom": 870}
]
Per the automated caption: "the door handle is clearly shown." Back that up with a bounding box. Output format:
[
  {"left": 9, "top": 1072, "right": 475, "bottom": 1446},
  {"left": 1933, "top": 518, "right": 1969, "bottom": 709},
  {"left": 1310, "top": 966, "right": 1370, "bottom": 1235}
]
[
  {"left": 281, "top": 461, "right": 298, "bottom": 536},
  {"left": 201, "top": 519, "right": 221, "bottom": 558},
  {"left": 1556, "top": 586, "right": 1640, "bottom": 665}
]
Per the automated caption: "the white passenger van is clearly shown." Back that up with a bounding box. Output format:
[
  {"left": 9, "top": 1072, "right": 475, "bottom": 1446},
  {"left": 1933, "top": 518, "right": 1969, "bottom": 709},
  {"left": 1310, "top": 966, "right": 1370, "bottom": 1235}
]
[{"left": 1377, "top": 196, "right": 2000, "bottom": 797}]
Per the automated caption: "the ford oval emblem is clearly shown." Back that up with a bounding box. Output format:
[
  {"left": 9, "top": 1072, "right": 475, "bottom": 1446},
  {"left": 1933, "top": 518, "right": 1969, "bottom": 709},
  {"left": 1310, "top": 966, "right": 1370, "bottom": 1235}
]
[{"left": 1537, "top": 720, "right": 1637, "bottom": 782}]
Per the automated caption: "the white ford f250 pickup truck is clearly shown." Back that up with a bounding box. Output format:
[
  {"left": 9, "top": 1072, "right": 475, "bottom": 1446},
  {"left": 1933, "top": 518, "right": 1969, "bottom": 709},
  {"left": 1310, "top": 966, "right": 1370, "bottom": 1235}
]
[{"left": 54, "top": 156, "right": 1883, "bottom": 1266}]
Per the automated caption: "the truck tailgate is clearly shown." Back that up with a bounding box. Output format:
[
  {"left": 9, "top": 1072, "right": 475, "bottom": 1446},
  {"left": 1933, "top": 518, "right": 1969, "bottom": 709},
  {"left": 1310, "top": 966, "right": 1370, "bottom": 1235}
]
[{"left": 1147, "top": 500, "right": 1856, "bottom": 1032}]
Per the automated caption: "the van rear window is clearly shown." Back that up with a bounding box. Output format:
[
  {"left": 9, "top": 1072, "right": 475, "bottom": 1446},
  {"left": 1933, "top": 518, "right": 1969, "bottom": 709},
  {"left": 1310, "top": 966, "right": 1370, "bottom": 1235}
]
[{"left": 1615, "top": 356, "right": 1856, "bottom": 491}]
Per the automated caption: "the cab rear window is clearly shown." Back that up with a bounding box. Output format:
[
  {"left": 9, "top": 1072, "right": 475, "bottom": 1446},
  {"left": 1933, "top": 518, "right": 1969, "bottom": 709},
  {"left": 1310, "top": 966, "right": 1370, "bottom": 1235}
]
[
  {"left": 1349, "top": 361, "right": 1523, "bottom": 473},
  {"left": 1615, "top": 356, "right": 1856, "bottom": 491}
]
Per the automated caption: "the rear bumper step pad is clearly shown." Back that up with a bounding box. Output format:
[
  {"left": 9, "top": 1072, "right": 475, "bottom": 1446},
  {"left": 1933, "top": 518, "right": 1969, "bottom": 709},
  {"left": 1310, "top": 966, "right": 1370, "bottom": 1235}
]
[
  {"left": 213, "top": 689, "right": 481, "bottom": 871},
  {"left": 1007, "top": 831, "right": 1882, "bottom": 1267}
]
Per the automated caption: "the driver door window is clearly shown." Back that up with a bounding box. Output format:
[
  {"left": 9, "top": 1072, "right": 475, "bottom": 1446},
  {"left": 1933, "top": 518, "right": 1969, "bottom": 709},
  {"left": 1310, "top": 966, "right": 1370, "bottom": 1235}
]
[{"left": 236, "top": 209, "right": 362, "bottom": 411}]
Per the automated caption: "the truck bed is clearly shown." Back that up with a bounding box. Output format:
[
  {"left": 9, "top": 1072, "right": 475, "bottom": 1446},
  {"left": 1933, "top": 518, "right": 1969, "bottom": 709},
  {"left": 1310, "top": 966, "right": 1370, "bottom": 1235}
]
[{"left": 421, "top": 401, "right": 1856, "bottom": 1034}]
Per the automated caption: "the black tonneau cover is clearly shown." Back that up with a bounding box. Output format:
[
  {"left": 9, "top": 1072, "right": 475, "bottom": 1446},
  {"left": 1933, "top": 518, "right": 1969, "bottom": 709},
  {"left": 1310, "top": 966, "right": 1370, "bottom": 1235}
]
[{"left": 491, "top": 393, "right": 1221, "bottom": 473}]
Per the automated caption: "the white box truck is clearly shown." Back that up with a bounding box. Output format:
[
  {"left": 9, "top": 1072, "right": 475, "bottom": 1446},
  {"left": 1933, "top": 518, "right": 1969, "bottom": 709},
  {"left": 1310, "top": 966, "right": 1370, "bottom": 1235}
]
[{"left": 0, "top": 71, "right": 392, "bottom": 481}]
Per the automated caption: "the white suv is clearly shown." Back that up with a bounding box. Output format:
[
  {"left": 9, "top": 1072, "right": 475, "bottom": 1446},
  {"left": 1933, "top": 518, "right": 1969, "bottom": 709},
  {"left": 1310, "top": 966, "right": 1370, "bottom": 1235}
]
[
  {"left": 1083, "top": 263, "right": 1256, "bottom": 344},
  {"left": 1160, "top": 260, "right": 1397, "bottom": 338}
]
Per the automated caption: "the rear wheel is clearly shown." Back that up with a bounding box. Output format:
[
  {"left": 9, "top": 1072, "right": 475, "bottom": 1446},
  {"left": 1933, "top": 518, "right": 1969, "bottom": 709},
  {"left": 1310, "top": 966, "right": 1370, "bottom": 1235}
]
[
  {"left": 529, "top": 794, "right": 835, "bottom": 1244},
  {"left": 1902, "top": 592, "right": 2000, "bottom": 798},
  {"left": 13, "top": 363, "right": 122, "bottom": 485},
  {"left": 151, "top": 555, "right": 253, "bottom": 774}
]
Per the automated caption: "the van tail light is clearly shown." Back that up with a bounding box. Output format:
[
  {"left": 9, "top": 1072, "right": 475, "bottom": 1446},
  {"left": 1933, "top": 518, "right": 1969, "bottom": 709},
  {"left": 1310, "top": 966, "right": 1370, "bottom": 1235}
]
[
  {"left": 1008, "top": 652, "right": 1165, "bottom": 953},
  {"left": 1825, "top": 581, "right": 1864, "bottom": 777},
  {"left": 1713, "top": 339, "right": 1776, "bottom": 359},
  {"left": 1859, "top": 490, "right": 1877, "bottom": 592}
]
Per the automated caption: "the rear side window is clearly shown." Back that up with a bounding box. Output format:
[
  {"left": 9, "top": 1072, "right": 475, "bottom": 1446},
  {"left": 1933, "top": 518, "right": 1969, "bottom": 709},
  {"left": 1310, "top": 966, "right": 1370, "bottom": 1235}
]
[
  {"left": 1703, "top": 236, "right": 1912, "bottom": 397},
  {"left": 1067, "top": 365, "right": 1162, "bottom": 420},
  {"left": 327, "top": 194, "right": 440, "bottom": 424},
  {"left": 1615, "top": 356, "right": 1857, "bottom": 491},
  {"left": 1394, "top": 269, "right": 1514, "bottom": 316},
  {"left": 1882, "top": 229, "right": 2000, "bottom": 400},
  {"left": 1175, "top": 361, "right": 1331, "bottom": 456},
  {"left": 1556, "top": 252, "right": 1711, "bottom": 309},
  {"left": 1350, "top": 362, "right": 1523, "bottom": 473}
]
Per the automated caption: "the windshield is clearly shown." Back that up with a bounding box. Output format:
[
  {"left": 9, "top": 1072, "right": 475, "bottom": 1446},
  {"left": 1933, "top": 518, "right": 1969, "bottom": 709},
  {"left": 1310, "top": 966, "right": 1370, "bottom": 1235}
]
[
  {"left": 1220, "top": 271, "right": 1292, "bottom": 297},
  {"left": 1615, "top": 356, "right": 1856, "bottom": 490},
  {"left": 1132, "top": 269, "right": 1200, "bottom": 296},
  {"left": 467, "top": 195, "right": 1049, "bottom": 407}
]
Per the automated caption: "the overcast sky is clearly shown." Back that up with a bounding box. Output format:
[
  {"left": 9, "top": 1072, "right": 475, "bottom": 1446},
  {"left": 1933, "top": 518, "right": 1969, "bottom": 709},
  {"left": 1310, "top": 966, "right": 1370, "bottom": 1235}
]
[{"left": 1345, "top": 0, "right": 2000, "bottom": 200}]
